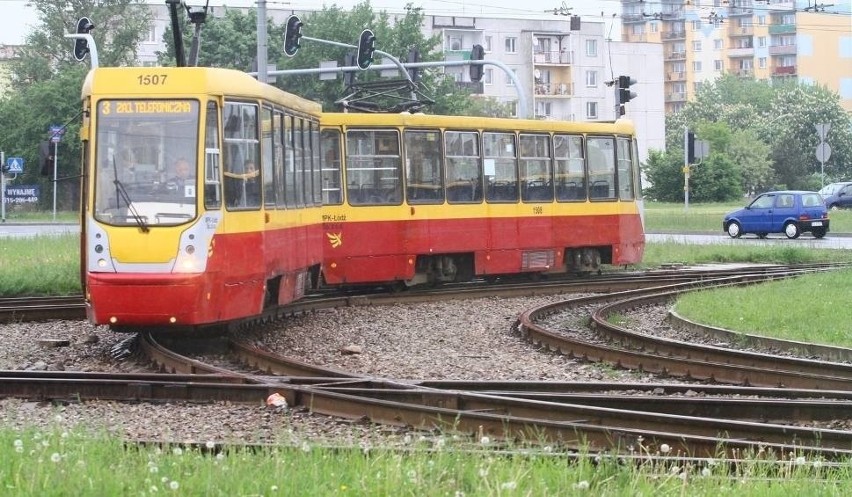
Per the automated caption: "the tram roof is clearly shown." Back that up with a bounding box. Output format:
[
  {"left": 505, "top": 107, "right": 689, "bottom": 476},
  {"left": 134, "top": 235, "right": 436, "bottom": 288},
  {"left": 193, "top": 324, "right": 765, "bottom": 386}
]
[{"left": 320, "top": 112, "right": 637, "bottom": 135}]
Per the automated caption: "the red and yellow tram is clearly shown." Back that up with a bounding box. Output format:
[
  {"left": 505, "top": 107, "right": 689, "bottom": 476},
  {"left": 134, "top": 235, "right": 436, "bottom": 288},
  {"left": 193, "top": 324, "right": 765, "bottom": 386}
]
[
  {"left": 80, "top": 66, "right": 323, "bottom": 329},
  {"left": 318, "top": 113, "right": 645, "bottom": 287}
]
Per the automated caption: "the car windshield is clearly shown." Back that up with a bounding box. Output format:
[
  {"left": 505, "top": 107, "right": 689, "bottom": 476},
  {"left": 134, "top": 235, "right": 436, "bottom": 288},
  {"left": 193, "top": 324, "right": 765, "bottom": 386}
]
[{"left": 93, "top": 99, "right": 200, "bottom": 227}]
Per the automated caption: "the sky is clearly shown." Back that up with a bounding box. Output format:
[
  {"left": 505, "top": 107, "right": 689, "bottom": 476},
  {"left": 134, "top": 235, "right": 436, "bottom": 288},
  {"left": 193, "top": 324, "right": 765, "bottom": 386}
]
[
  {"left": 3, "top": 0, "right": 849, "bottom": 46},
  {"left": 1, "top": 0, "right": 627, "bottom": 45}
]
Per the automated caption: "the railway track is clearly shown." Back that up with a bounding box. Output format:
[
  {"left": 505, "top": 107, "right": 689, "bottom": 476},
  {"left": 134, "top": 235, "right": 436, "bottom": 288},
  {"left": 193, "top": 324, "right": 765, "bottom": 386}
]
[{"left": 3, "top": 263, "right": 852, "bottom": 459}]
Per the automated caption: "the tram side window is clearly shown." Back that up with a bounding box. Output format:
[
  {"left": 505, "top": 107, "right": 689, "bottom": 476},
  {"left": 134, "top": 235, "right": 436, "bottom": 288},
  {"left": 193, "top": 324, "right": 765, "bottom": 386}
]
[
  {"left": 520, "top": 134, "right": 553, "bottom": 202},
  {"left": 321, "top": 129, "right": 343, "bottom": 205},
  {"left": 404, "top": 129, "right": 444, "bottom": 204},
  {"left": 483, "top": 132, "right": 518, "bottom": 203},
  {"left": 223, "top": 101, "right": 261, "bottom": 210},
  {"left": 554, "top": 134, "right": 585, "bottom": 201},
  {"left": 292, "top": 118, "right": 303, "bottom": 207},
  {"left": 274, "top": 111, "right": 286, "bottom": 208},
  {"left": 311, "top": 122, "right": 322, "bottom": 206},
  {"left": 204, "top": 101, "right": 221, "bottom": 210},
  {"left": 262, "top": 106, "right": 275, "bottom": 208},
  {"left": 617, "top": 137, "right": 635, "bottom": 201},
  {"left": 632, "top": 138, "right": 643, "bottom": 198},
  {"left": 345, "top": 129, "right": 402, "bottom": 206},
  {"left": 284, "top": 115, "right": 296, "bottom": 208},
  {"left": 445, "top": 131, "right": 482, "bottom": 203},
  {"left": 587, "top": 136, "right": 617, "bottom": 200}
]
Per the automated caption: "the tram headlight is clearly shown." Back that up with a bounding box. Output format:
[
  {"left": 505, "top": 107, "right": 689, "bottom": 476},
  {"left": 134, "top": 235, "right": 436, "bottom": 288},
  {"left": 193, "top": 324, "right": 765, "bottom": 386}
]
[
  {"left": 97, "top": 259, "right": 108, "bottom": 268},
  {"left": 185, "top": 245, "right": 195, "bottom": 255}
]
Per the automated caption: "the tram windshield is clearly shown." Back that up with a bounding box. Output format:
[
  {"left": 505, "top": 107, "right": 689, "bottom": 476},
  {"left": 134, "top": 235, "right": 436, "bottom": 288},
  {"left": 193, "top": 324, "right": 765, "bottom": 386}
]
[{"left": 93, "top": 99, "right": 200, "bottom": 227}]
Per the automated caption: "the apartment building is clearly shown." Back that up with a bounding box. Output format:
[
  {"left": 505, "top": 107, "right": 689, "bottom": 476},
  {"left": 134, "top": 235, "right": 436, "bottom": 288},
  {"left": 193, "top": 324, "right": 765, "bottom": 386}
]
[{"left": 621, "top": 0, "right": 852, "bottom": 113}]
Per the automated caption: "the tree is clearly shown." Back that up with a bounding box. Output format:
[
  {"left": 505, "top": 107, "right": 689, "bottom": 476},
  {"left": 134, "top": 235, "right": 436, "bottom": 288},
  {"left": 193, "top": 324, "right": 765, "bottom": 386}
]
[
  {"left": 157, "top": 2, "right": 493, "bottom": 116},
  {"left": 667, "top": 75, "right": 852, "bottom": 195},
  {"left": 0, "top": 0, "right": 152, "bottom": 211}
]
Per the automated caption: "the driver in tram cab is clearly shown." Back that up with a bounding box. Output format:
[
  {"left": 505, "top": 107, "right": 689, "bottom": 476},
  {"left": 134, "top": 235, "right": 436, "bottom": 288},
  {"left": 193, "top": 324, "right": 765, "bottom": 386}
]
[{"left": 167, "top": 158, "right": 195, "bottom": 197}]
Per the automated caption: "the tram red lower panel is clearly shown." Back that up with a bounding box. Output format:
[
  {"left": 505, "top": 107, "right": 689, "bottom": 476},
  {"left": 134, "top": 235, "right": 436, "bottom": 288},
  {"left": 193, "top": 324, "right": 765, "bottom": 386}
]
[{"left": 322, "top": 213, "right": 644, "bottom": 285}]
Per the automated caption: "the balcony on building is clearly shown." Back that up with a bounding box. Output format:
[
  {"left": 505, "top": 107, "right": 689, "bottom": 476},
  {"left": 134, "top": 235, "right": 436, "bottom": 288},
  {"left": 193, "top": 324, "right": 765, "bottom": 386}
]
[
  {"left": 533, "top": 49, "right": 572, "bottom": 65},
  {"left": 432, "top": 16, "right": 476, "bottom": 29},
  {"left": 768, "top": 44, "right": 797, "bottom": 56},
  {"left": 624, "top": 33, "right": 648, "bottom": 43},
  {"left": 534, "top": 81, "right": 573, "bottom": 97},
  {"left": 666, "top": 92, "right": 687, "bottom": 102},
  {"left": 622, "top": 13, "right": 647, "bottom": 23},
  {"left": 660, "top": 8, "right": 685, "bottom": 20},
  {"left": 727, "top": 46, "right": 755, "bottom": 57},
  {"left": 728, "top": 25, "right": 754, "bottom": 37},
  {"left": 732, "top": 68, "right": 754, "bottom": 77},
  {"left": 666, "top": 71, "right": 686, "bottom": 81},
  {"left": 771, "top": 65, "right": 797, "bottom": 77},
  {"left": 456, "top": 81, "right": 485, "bottom": 93},
  {"left": 665, "top": 51, "right": 687, "bottom": 61},
  {"left": 663, "top": 30, "right": 686, "bottom": 40},
  {"left": 768, "top": 24, "right": 796, "bottom": 35}
]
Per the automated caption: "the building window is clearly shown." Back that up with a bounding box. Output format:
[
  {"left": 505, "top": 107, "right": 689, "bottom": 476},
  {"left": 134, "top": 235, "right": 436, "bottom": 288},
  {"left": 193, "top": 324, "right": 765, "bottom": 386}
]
[
  {"left": 692, "top": 20, "right": 702, "bottom": 30},
  {"left": 505, "top": 37, "right": 517, "bottom": 54},
  {"left": 484, "top": 68, "right": 493, "bottom": 85},
  {"left": 694, "top": 81, "right": 703, "bottom": 92},
  {"left": 506, "top": 69, "right": 516, "bottom": 86},
  {"left": 586, "top": 101, "right": 598, "bottom": 120},
  {"left": 585, "top": 70, "right": 597, "bottom": 87},
  {"left": 145, "top": 26, "right": 157, "bottom": 43},
  {"left": 693, "top": 61, "right": 702, "bottom": 72},
  {"left": 692, "top": 40, "right": 702, "bottom": 52},
  {"left": 758, "top": 15, "right": 766, "bottom": 25},
  {"left": 586, "top": 39, "right": 597, "bottom": 57},
  {"left": 714, "top": 59, "right": 723, "bottom": 71},
  {"left": 714, "top": 39, "right": 723, "bottom": 50},
  {"left": 758, "top": 57, "right": 767, "bottom": 69},
  {"left": 757, "top": 36, "right": 766, "bottom": 48},
  {"left": 448, "top": 35, "right": 462, "bottom": 51},
  {"left": 509, "top": 101, "right": 518, "bottom": 117},
  {"left": 650, "top": 22, "right": 659, "bottom": 33},
  {"left": 484, "top": 35, "right": 492, "bottom": 52}
]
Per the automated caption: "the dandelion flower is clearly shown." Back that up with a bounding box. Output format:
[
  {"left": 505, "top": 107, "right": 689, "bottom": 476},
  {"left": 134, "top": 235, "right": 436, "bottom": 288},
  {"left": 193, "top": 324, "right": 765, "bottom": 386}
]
[
  {"left": 216, "top": 453, "right": 225, "bottom": 461},
  {"left": 150, "top": 486, "right": 159, "bottom": 493},
  {"left": 702, "top": 467, "right": 712, "bottom": 477},
  {"left": 795, "top": 456, "right": 806, "bottom": 466},
  {"left": 51, "top": 453, "right": 61, "bottom": 463},
  {"left": 814, "top": 460, "right": 824, "bottom": 469},
  {"left": 13, "top": 440, "right": 23, "bottom": 448},
  {"left": 149, "top": 466, "right": 159, "bottom": 474},
  {"left": 660, "top": 443, "right": 671, "bottom": 454},
  {"left": 205, "top": 441, "right": 216, "bottom": 450},
  {"left": 169, "top": 481, "right": 179, "bottom": 490},
  {"left": 271, "top": 485, "right": 279, "bottom": 492},
  {"left": 573, "top": 480, "right": 590, "bottom": 490},
  {"left": 172, "top": 447, "right": 183, "bottom": 456},
  {"left": 500, "top": 482, "right": 517, "bottom": 490},
  {"left": 480, "top": 436, "right": 491, "bottom": 445}
]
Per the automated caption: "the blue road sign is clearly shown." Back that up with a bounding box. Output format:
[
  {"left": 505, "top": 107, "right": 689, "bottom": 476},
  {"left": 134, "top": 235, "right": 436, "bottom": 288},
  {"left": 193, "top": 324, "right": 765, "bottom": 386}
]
[
  {"left": 6, "top": 157, "right": 24, "bottom": 173},
  {"left": 49, "top": 125, "right": 65, "bottom": 143}
]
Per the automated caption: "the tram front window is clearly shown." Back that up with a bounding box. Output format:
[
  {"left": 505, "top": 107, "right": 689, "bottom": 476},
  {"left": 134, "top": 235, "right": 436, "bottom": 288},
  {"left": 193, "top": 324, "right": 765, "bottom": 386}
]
[{"left": 93, "top": 99, "right": 200, "bottom": 226}]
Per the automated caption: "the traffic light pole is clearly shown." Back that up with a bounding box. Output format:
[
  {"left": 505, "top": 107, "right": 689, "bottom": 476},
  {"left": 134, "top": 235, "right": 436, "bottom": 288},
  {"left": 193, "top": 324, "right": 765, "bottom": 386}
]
[
  {"left": 683, "top": 126, "right": 690, "bottom": 212},
  {"left": 52, "top": 141, "right": 58, "bottom": 221},
  {"left": 1, "top": 151, "right": 5, "bottom": 223}
]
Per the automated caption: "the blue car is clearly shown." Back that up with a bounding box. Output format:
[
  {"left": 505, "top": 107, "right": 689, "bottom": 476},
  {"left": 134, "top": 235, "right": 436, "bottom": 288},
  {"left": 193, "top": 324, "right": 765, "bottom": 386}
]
[{"left": 723, "top": 191, "right": 829, "bottom": 239}]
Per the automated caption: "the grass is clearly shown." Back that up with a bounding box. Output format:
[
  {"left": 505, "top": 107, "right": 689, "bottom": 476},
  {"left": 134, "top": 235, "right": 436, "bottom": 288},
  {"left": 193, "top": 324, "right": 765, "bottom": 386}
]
[
  {"left": 673, "top": 269, "right": 852, "bottom": 348},
  {"left": 1, "top": 426, "right": 850, "bottom": 496},
  {"left": 0, "top": 234, "right": 81, "bottom": 296}
]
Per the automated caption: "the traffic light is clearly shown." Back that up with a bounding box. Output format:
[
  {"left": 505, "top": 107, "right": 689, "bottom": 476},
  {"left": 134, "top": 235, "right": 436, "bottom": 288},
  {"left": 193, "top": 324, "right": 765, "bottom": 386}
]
[
  {"left": 356, "top": 29, "right": 376, "bottom": 70},
  {"left": 39, "top": 141, "right": 55, "bottom": 178},
  {"left": 73, "top": 17, "right": 95, "bottom": 62},
  {"left": 686, "top": 131, "right": 696, "bottom": 164},
  {"left": 618, "top": 75, "right": 637, "bottom": 105},
  {"left": 469, "top": 44, "right": 485, "bottom": 82},
  {"left": 283, "top": 15, "right": 303, "bottom": 57},
  {"left": 407, "top": 47, "right": 420, "bottom": 83}
]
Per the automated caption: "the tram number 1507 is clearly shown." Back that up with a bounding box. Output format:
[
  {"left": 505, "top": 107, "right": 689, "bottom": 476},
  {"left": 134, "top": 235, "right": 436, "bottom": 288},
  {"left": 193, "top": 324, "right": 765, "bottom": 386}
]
[{"left": 137, "top": 74, "right": 168, "bottom": 86}]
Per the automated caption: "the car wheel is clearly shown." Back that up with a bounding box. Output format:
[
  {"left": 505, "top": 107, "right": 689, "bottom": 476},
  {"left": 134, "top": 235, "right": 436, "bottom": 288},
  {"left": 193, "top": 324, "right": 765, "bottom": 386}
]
[
  {"left": 813, "top": 227, "right": 827, "bottom": 239},
  {"left": 757, "top": 233, "right": 768, "bottom": 239},
  {"left": 726, "top": 221, "right": 742, "bottom": 238},
  {"left": 784, "top": 222, "right": 800, "bottom": 239}
]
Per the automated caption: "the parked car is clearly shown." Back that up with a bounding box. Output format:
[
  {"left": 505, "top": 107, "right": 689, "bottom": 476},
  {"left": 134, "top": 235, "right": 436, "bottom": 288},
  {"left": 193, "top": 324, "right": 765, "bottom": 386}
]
[
  {"left": 722, "top": 190, "right": 829, "bottom": 239},
  {"left": 818, "top": 181, "right": 852, "bottom": 210}
]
